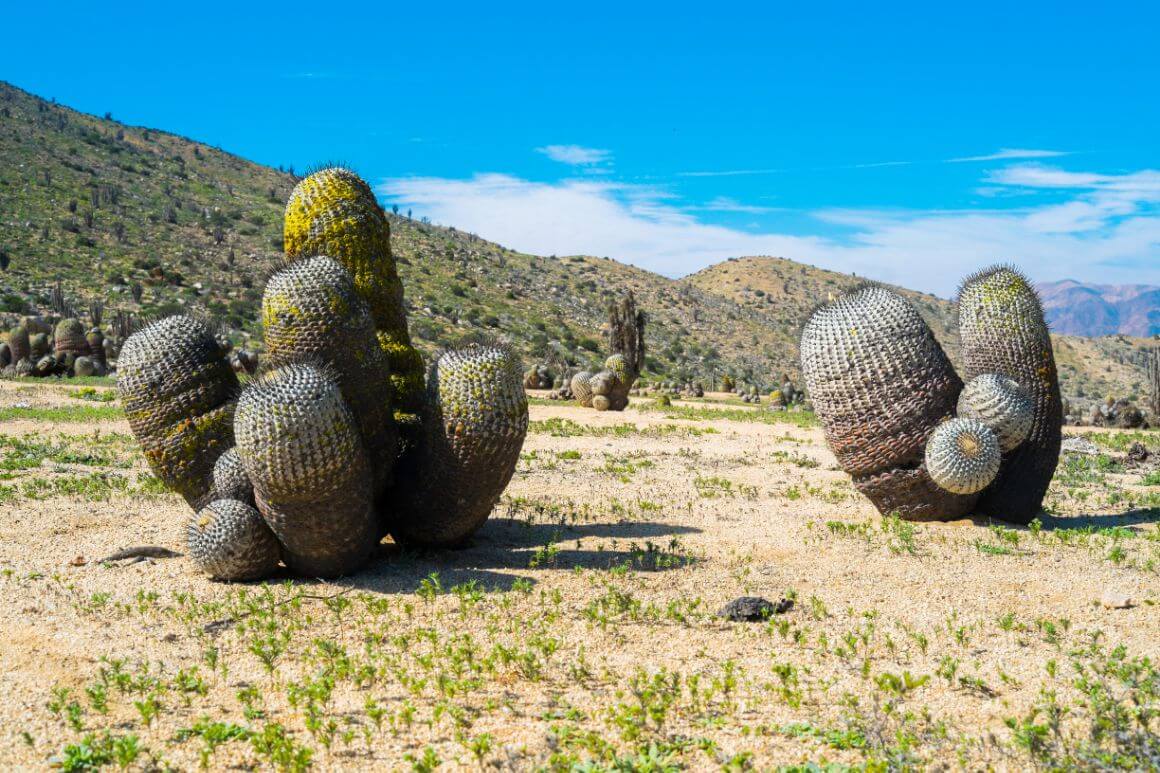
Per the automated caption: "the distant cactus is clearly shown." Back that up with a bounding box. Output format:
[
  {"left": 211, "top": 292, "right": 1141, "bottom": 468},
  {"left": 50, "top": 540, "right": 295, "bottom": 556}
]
[
  {"left": 73, "top": 356, "right": 96, "bottom": 377},
  {"left": 589, "top": 370, "right": 615, "bottom": 397},
  {"left": 54, "top": 318, "right": 90, "bottom": 359},
  {"left": 924, "top": 418, "right": 1001, "bottom": 495},
  {"left": 7, "top": 326, "right": 29, "bottom": 364},
  {"left": 29, "top": 332, "right": 50, "bottom": 359},
  {"left": 284, "top": 168, "right": 424, "bottom": 435},
  {"left": 117, "top": 316, "right": 238, "bottom": 509},
  {"left": 571, "top": 370, "right": 595, "bottom": 407},
  {"left": 958, "top": 267, "right": 1061, "bottom": 523},
  {"left": 187, "top": 499, "right": 281, "bottom": 581},
  {"left": 0, "top": 342, "right": 9, "bottom": 368},
  {"left": 592, "top": 395, "right": 611, "bottom": 411},
  {"left": 389, "top": 345, "right": 528, "bottom": 547},
  {"left": 801, "top": 286, "right": 973, "bottom": 520},
  {"left": 87, "top": 329, "right": 106, "bottom": 369},
  {"left": 234, "top": 363, "right": 377, "bottom": 577},
  {"left": 957, "top": 374, "right": 1033, "bottom": 452}
]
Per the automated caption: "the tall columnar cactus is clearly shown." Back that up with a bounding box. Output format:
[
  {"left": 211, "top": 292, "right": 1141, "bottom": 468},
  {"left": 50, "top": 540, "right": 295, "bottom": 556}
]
[
  {"left": 261, "top": 256, "right": 398, "bottom": 493},
  {"left": 800, "top": 286, "right": 975, "bottom": 520},
  {"left": 283, "top": 168, "right": 425, "bottom": 435},
  {"left": 234, "top": 363, "right": 378, "bottom": 577},
  {"left": 958, "top": 267, "right": 1061, "bottom": 523},
  {"left": 6, "top": 325, "right": 29, "bottom": 364},
  {"left": 54, "top": 318, "right": 90, "bottom": 358},
  {"left": 389, "top": 345, "right": 529, "bottom": 547},
  {"left": 117, "top": 316, "right": 238, "bottom": 509}
]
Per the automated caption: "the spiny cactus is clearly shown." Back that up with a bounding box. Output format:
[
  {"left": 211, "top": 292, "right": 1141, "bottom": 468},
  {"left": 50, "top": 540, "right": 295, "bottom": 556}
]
[
  {"left": 54, "top": 318, "right": 90, "bottom": 358},
  {"left": 592, "top": 395, "right": 611, "bottom": 411},
  {"left": 958, "top": 267, "right": 1061, "bottom": 523},
  {"left": 117, "top": 316, "right": 238, "bottom": 509},
  {"left": 924, "top": 418, "right": 1001, "bottom": 495},
  {"left": 6, "top": 326, "right": 29, "bottom": 364},
  {"left": 957, "top": 374, "right": 1033, "bottom": 452},
  {"left": 571, "top": 370, "right": 595, "bottom": 407},
  {"left": 284, "top": 168, "right": 424, "bottom": 434},
  {"left": 87, "top": 329, "right": 106, "bottom": 369},
  {"left": 212, "top": 447, "right": 253, "bottom": 503},
  {"left": 73, "top": 356, "right": 96, "bottom": 377},
  {"left": 187, "top": 499, "right": 281, "bottom": 581},
  {"left": 234, "top": 363, "right": 378, "bottom": 577},
  {"left": 261, "top": 256, "right": 398, "bottom": 493},
  {"left": 801, "top": 286, "right": 974, "bottom": 520},
  {"left": 389, "top": 345, "right": 529, "bottom": 547},
  {"left": 29, "top": 332, "right": 50, "bottom": 360},
  {"left": 0, "top": 342, "right": 9, "bottom": 368}
]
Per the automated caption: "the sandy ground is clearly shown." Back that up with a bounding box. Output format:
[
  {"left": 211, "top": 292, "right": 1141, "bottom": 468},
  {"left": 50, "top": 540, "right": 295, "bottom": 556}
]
[{"left": 0, "top": 380, "right": 1156, "bottom": 770}]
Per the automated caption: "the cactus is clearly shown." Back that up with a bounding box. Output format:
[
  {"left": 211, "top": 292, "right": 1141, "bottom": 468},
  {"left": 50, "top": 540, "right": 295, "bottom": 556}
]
[
  {"left": 87, "top": 329, "right": 106, "bottom": 369},
  {"left": 958, "top": 267, "right": 1061, "bottom": 523},
  {"left": 956, "top": 374, "right": 1033, "bottom": 452},
  {"left": 0, "top": 342, "right": 9, "bottom": 368},
  {"left": 234, "top": 363, "right": 378, "bottom": 577},
  {"left": 212, "top": 447, "right": 253, "bottom": 503},
  {"left": 54, "top": 318, "right": 90, "bottom": 359},
  {"left": 284, "top": 168, "right": 424, "bottom": 435},
  {"left": 800, "top": 286, "right": 974, "bottom": 520},
  {"left": 389, "top": 345, "right": 529, "bottom": 547},
  {"left": 6, "top": 326, "right": 29, "bottom": 364},
  {"left": 117, "top": 316, "right": 238, "bottom": 509},
  {"left": 571, "top": 370, "right": 595, "bottom": 407},
  {"left": 73, "top": 356, "right": 96, "bottom": 377},
  {"left": 261, "top": 256, "right": 398, "bottom": 493},
  {"left": 592, "top": 395, "right": 611, "bottom": 411},
  {"left": 187, "top": 500, "right": 281, "bottom": 581},
  {"left": 924, "top": 418, "right": 1001, "bottom": 495},
  {"left": 29, "top": 332, "right": 50, "bottom": 360}
]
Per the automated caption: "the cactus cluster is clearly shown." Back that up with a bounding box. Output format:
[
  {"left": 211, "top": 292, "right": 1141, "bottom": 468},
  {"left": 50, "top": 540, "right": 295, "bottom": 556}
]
[
  {"left": 118, "top": 167, "right": 529, "bottom": 580},
  {"left": 800, "top": 267, "right": 1060, "bottom": 523},
  {"left": 1, "top": 316, "right": 116, "bottom": 379},
  {"left": 571, "top": 292, "right": 646, "bottom": 412}
]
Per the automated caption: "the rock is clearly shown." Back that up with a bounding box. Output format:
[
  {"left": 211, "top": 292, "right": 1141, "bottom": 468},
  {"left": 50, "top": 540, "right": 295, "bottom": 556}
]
[
  {"left": 1126, "top": 442, "right": 1149, "bottom": 463},
  {"left": 716, "top": 596, "right": 793, "bottom": 622},
  {"left": 1061, "top": 436, "right": 1100, "bottom": 455},
  {"left": 1099, "top": 590, "right": 1134, "bottom": 610}
]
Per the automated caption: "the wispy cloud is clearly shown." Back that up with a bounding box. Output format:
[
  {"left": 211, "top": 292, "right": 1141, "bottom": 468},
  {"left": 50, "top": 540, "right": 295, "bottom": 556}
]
[
  {"left": 677, "top": 168, "right": 783, "bottom": 178},
  {"left": 700, "top": 196, "right": 779, "bottom": 214},
  {"left": 535, "top": 144, "right": 612, "bottom": 166},
  {"left": 380, "top": 164, "right": 1160, "bottom": 296},
  {"left": 950, "top": 148, "right": 1069, "bottom": 163}
]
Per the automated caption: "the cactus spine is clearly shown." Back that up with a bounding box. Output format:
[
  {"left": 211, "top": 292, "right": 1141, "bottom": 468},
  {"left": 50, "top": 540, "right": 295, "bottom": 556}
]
[
  {"left": 187, "top": 500, "right": 281, "bottom": 581},
  {"left": 957, "top": 267, "right": 1061, "bottom": 523}
]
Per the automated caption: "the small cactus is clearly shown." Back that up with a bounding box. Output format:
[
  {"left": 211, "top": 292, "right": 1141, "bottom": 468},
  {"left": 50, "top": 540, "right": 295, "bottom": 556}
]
[
  {"left": 571, "top": 370, "right": 595, "bottom": 407},
  {"left": 389, "top": 345, "right": 528, "bottom": 547},
  {"left": 212, "top": 447, "right": 253, "bottom": 503},
  {"left": 187, "top": 500, "right": 281, "bottom": 581},
  {"left": 6, "top": 326, "right": 29, "bottom": 364},
  {"left": 29, "top": 332, "right": 50, "bottom": 359},
  {"left": 924, "top": 418, "right": 1001, "bottom": 495},
  {"left": 73, "top": 356, "right": 96, "bottom": 377},
  {"left": 956, "top": 373, "right": 1033, "bottom": 452},
  {"left": 54, "top": 318, "right": 90, "bottom": 359}
]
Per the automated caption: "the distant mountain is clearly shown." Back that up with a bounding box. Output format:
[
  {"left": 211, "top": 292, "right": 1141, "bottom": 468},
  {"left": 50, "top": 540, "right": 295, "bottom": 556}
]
[{"left": 1037, "top": 279, "right": 1160, "bottom": 337}]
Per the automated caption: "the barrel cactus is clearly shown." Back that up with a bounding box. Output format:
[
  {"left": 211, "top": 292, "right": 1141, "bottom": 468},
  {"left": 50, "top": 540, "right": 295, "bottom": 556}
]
[
  {"left": 187, "top": 499, "right": 281, "bottom": 581},
  {"left": 117, "top": 315, "right": 238, "bottom": 509},
  {"left": 389, "top": 345, "right": 529, "bottom": 547},
  {"left": 924, "top": 418, "right": 1001, "bottom": 495},
  {"left": 7, "top": 326, "right": 29, "bottom": 364},
  {"left": 118, "top": 168, "right": 528, "bottom": 580},
  {"left": 801, "top": 269, "right": 1062, "bottom": 523},
  {"left": 801, "top": 286, "right": 973, "bottom": 520},
  {"left": 87, "top": 329, "right": 106, "bottom": 369},
  {"left": 261, "top": 255, "right": 398, "bottom": 494},
  {"left": 958, "top": 266, "right": 1061, "bottom": 523},
  {"left": 956, "top": 373, "right": 1033, "bottom": 452},
  {"left": 571, "top": 370, "right": 595, "bottom": 407},
  {"left": 54, "top": 318, "right": 90, "bottom": 359},
  {"left": 29, "top": 332, "right": 50, "bottom": 360},
  {"left": 284, "top": 167, "right": 424, "bottom": 436},
  {"left": 234, "top": 362, "right": 378, "bottom": 577}
]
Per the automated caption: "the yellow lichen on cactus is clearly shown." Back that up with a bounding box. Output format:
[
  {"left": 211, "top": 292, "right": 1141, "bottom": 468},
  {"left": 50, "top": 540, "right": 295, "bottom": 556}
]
[{"left": 284, "top": 167, "right": 424, "bottom": 422}]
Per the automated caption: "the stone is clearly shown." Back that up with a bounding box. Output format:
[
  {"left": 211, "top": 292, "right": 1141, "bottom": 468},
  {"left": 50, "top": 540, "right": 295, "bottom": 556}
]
[
  {"left": 716, "top": 596, "right": 793, "bottom": 622},
  {"left": 1099, "top": 590, "right": 1134, "bottom": 610}
]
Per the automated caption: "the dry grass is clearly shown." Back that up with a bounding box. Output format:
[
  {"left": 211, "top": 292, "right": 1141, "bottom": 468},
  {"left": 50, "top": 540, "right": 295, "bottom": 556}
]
[{"left": 0, "top": 381, "right": 1156, "bottom": 771}]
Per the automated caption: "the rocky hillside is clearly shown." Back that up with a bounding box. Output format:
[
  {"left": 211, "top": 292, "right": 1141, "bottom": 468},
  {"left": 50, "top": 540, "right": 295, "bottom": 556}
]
[
  {"left": 0, "top": 80, "right": 1155, "bottom": 403},
  {"left": 1037, "top": 279, "right": 1160, "bottom": 337}
]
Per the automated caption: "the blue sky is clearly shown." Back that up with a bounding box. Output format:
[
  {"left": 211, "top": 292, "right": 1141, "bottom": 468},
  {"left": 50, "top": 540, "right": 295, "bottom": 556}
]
[{"left": 4, "top": 2, "right": 1158, "bottom": 296}]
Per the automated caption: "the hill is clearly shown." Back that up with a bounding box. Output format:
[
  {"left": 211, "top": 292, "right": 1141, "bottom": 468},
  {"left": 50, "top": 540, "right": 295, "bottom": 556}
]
[
  {"left": 1037, "top": 279, "right": 1160, "bottom": 337},
  {"left": 0, "top": 80, "right": 1155, "bottom": 406}
]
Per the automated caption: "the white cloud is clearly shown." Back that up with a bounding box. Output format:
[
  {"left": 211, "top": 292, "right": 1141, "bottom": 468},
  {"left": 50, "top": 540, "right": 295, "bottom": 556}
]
[
  {"left": 950, "top": 148, "right": 1069, "bottom": 163},
  {"left": 535, "top": 145, "right": 612, "bottom": 166},
  {"left": 700, "top": 196, "right": 779, "bottom": 214},
  {"left": 379, "top": 165, "right": 1160, "bottom": 297}
]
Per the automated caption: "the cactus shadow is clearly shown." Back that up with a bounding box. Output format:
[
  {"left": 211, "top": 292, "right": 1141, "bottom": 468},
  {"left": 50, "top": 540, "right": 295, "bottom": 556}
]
[
  {"left": 1032, "top": 507, "right": 1159, "bottom": 532},
  {"left": 342, "top": 551, "right": 536, "bottom": 594}
]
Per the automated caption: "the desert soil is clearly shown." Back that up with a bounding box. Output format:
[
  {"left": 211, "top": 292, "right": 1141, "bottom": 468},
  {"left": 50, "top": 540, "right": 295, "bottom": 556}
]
[{"left": 0, "top": 380, "right": 1156, "bottom": 770}]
